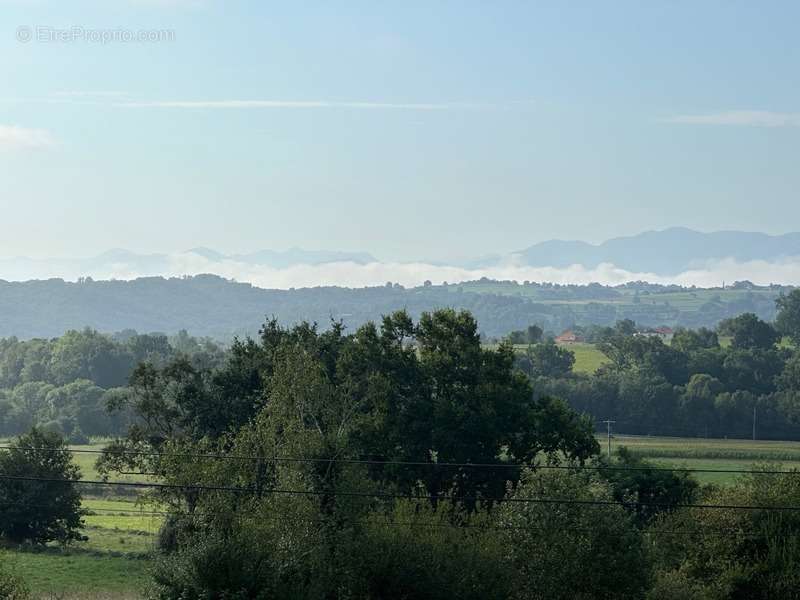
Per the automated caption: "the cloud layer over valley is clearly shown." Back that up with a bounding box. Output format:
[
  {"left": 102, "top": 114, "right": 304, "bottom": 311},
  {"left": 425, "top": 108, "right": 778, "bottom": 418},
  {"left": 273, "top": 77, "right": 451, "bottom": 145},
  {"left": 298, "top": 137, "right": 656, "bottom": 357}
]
[{"left": 2, "top": 251, "right": 799, "bottom": 290}]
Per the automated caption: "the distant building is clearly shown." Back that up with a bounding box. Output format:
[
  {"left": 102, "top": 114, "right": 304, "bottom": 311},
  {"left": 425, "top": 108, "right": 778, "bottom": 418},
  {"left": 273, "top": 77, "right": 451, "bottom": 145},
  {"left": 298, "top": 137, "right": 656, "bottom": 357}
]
[
  {"left": 555, "top": 330, "right": 581, "bottom": 343},
  {"left": 636, "top": 326, "right": 674, "bottom": 341}
]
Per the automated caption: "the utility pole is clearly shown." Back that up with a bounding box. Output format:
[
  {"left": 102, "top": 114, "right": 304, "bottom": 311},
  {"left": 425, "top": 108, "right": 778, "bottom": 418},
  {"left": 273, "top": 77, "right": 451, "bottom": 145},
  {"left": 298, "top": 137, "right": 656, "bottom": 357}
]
[
  {"left": 753, "top": 405, "right": 757, "bottom": 441},
  {"left": 602, "top": 419, "right": 616, "bottom": 458}
]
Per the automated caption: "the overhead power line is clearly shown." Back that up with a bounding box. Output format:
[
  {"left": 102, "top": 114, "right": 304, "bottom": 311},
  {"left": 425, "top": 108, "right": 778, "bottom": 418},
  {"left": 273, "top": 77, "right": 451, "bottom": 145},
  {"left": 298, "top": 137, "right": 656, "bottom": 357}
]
[
  {"left": 2, "top": 473, "right": 800, "bottom": 512},
  {"left": 0, "top": 499, "right": 789, "bottom": 540},
  {"left": 2, "top": 445, "right": 799, "bottom": 476}
]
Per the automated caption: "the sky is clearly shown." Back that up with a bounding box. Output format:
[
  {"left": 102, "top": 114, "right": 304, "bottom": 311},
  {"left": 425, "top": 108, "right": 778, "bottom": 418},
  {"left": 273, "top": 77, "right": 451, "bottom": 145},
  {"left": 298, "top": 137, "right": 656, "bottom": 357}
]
[{"left": 1, "top": 0, "right": 800, "bottom": 264}]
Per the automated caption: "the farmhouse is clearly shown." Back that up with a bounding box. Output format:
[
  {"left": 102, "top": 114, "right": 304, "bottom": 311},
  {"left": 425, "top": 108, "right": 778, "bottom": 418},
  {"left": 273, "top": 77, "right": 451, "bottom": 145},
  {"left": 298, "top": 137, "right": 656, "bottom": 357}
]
[{"left": 555, "top": 330, "right": 581, "bottom": 343}]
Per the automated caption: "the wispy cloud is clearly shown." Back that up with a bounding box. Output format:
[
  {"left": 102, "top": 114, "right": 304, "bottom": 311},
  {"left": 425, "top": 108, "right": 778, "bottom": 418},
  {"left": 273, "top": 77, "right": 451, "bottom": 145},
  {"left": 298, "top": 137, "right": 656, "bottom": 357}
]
[
  {"left": 0, "top": 124, "right": 56, "bottom": 150},
  {"left": 53, "top": 91, "right": 128, "bottom": 98},
  {"left": 1, "top": 95, "right": 489, "bottom": 111},
  {"left": 665, "top": 110, "right": 800, "bottom": 127},
  {"left": 114, "top": 99, "right": 478, "bottom": 110}
]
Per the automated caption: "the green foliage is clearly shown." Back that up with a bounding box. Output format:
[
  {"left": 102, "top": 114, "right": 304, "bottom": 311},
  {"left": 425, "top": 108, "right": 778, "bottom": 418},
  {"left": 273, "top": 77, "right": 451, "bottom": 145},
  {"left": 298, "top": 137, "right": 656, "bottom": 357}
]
[
  {"left": 0, "top": 561, "right": 30, "bottom": 600},
  {"left": 151, "top": 533, "right": 282, "bottom": 599},
  {"left": 776, "top": 289, "right": 800, "bottom": 346},
  {"left": 106, "top": 309, "right": 612, "bottom": 598},
  {"left": 601, "top": 447, "right": 698, "bottom": 526},
  {"left": 517, "top": 339, "right": 575, "bottom": 378},
  {"left": 107, "top": 309, "right": 599, "bottom": 506},
  {"left": 671, "top": 327, "right": 719, "bottom": 354},
  {"left": 717, "top": 312, "right": 779, "bottom": 350},
  {"left": 506, "top": 324, "right": 543, "bottom": 345},
  {"left": 0, "top": 329, "right": 223, "bottom": 438},
  {"left": 651, "top": 468, "right": 800, "bottom": 599},
  {"left": 351, "top": 501, "right": 510, "bottom": 600},
  {"left": 599, "top": 333, "right": 689, "bottom": 385},
  {"left": 0, "top": 428, "right": 86, "bottom": 545},
  {"left": 497, "top": 468, "right": 650, "bottom": 600}
]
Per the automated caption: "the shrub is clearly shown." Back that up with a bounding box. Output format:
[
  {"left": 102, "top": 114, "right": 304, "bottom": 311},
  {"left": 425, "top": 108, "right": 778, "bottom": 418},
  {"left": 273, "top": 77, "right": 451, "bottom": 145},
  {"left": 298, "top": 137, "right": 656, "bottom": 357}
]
[{"left": 0, "top": 562, "right": 30, "bottom": 600}]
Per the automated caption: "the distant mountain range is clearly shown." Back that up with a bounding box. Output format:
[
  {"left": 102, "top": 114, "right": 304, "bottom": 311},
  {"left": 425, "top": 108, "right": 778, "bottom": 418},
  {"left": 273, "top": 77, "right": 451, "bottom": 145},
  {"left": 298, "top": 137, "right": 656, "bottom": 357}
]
[
  {"left": 509, "top": 228, "right": 800, "bottom": 275},
  {"left": 2, "top": 228, "right": 800, "bottom": 284}
]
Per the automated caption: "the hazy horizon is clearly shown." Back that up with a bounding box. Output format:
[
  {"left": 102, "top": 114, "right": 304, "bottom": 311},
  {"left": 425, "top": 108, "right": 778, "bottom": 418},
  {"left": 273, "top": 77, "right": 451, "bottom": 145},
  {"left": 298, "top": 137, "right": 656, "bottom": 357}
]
[{"left": 3, "top": 226, "right": 800, "bottom": 289}]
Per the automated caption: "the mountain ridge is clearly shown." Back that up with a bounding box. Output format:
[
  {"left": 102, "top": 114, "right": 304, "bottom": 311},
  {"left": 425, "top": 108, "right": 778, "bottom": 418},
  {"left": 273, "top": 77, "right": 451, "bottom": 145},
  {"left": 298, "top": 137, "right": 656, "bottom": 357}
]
[{"left": 512, "top": 227, "right": 800, "bottom": 274}]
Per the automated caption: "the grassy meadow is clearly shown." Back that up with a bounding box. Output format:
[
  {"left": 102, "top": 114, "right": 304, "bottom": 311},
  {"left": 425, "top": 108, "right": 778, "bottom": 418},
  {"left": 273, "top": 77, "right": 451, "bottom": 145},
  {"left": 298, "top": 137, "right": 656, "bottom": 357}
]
[
  {"left": 610, "top": 434, "right": 800, "bottom": 485},
  {"left": 490, "top": 341, "right": 610, "bottom": 374},
  {"left": 559, "top": 342, "right": 609, "bottom": 374}
]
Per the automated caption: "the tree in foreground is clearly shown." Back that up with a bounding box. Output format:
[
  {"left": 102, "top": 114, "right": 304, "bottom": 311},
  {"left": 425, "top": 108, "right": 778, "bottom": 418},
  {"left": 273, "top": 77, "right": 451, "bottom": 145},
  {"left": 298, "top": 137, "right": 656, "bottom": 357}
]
[
  {"left": 497, "top": 468, "right": 650, "bottom": 600},
  {"left": 0, "top": 428, "right": 85, "bottom": 544},
  {"left": 651, "top": 467, "right": 800, "bottom": 599}
]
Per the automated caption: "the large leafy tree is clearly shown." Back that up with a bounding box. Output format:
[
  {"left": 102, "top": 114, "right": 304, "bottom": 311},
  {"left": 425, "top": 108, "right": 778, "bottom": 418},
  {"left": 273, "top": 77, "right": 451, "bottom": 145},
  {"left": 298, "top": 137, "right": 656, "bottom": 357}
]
[
  {"left": 776, "top": 289, "right": 800, "bottom": 346},
  {"left": 599, "top": 334, "right": 688, "bottom": 385},
  {"left": 0, "top": 428, "right": 86, "bottom": 544},
  {"left": 517, "top": 339, "right": 575, "bottom": 378},
  {"left": 718, "top": 313, "right": 779, "bottom": 350},
  {"left": 106, "top": 309, "right": 599, "bottom": 505}
]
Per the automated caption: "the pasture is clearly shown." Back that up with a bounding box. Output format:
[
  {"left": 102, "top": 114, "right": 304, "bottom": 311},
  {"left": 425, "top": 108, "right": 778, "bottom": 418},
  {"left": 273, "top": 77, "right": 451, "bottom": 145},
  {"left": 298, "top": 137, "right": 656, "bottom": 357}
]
[{"left": 559, "top": 342, "right": 609, "bottom": 374}]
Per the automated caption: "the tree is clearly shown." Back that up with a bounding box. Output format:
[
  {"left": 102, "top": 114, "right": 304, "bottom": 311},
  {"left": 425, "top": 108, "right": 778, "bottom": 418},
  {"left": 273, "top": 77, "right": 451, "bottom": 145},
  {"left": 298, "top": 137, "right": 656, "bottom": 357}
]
[
  {"left": 413, "top": 309, "right": 596, "bottom": 501},
  {"left": 0, "top": 428, "right": 86, "bottom": 544},
  {"left": 600, "top": 335, "right": 688, "bottom": 385},
  {"left": 49, "top": 328, "right": 133, "bottom": 388},
  {"left": 518, "top": 339, "right": 575, "bottom": 378},
  {"left": 679, "top": 374, "right": 725, "bottom": 435},
  {"left": 777, "top": 352, "right": 800, "bottom": 392},
  {"left": 507, "top": 324, "right": 543, "bottom": 345},
  {"left": 722, "top": 347, "right": 784, "bottom": 395},
  {"left": 602, "top": 447, "right": 698, "bottom": 526},
  {"left": 776, "top": 289, "right": 800, "bottom": 345},
  {"left": 718, "top": 313, "right": 779, "bottom": 350},
  {"left": 671, "top": 327, "right": 719, "bottom": 354}
]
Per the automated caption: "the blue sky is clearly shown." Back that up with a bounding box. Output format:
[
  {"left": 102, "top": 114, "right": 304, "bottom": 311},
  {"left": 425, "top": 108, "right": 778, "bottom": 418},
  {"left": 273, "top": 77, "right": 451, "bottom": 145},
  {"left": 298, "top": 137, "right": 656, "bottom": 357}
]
[{"left": 1, "top": 0, "right": 799, "bottom": 262}]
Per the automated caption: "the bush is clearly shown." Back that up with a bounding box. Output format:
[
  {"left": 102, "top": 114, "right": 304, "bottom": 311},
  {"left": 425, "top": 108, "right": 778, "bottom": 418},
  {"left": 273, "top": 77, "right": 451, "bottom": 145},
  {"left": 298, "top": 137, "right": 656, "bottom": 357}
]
[
  {"left": 349, "top": 501, "right": 510, "bottom": 600},
  {"left": 150, "top": 533, "right": 280, "bottom": 600},
  {"left": 497, "top": 468, "right": 651, "bottom": 600},
  {"left": 646, "top": 570, "right": 712, "bottom": 600},
  {"left": 0, "top": 562, "right": 29, "bottom": 600}
]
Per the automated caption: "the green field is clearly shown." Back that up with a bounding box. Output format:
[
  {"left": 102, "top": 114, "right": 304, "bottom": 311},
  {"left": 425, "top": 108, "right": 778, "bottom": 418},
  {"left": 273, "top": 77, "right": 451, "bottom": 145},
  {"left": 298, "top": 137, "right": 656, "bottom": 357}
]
[
  {"left": 1, "top": 499, "right": 158, "bottom": 599},
  {"left": 560, "top": 342, "right": 609, "bottom": 374},
  {"left": 609, "top": 434, "right": 800, "bottom": 485},
  {"left": 495, "top": 341, "right": 609, "bottom": 374},
  {"left": 0, "top": 550, "right": 151, "bottom": 599}
]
